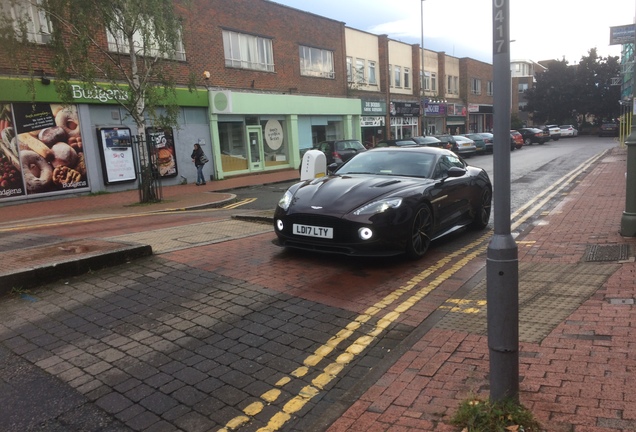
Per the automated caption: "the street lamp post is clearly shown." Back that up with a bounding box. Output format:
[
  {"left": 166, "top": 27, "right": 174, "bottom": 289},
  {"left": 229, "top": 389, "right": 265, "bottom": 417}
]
[
  {"left": 421, "top": 0, "right": 426, "bottom": 136},
  {"left": 620, "top": 7, "right": 636, "bottom": 236},
  {"left": 488, "top": 0, "right": 519, "bottom": 402}
]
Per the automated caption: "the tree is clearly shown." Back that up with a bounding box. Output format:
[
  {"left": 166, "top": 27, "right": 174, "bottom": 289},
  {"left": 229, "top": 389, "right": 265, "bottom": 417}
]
[
  {"left": 524, "top": 49, "right": 620, "bottom": 125},
  {"left": 0, "top": 0, "right": 194, "bottom": 136},
  {"left": 0, "top": 0, "right": 195, "bottom": 202}
]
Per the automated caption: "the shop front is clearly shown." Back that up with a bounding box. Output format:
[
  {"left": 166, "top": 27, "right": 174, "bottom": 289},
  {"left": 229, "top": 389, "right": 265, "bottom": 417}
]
[
  {"left": 0, "top": 77, "right": 210, "bottom": 204},
  {"left": 468, "top": 104, "right": 493, "bottom": 133},
  {"left": 423, "top": 102, "right": 446, "bottom": 136},
  {"left": 389, "top": 101, "right": 420, "bottom": 139},
  {"left": 209, "top": 91, "right": 361, "bottom": 179},
  {"left": 360, "top": 99, "right": 386, "bottom": 148},
  {"left": 446, "top": 103, "right": 467, "bottom": 135}
]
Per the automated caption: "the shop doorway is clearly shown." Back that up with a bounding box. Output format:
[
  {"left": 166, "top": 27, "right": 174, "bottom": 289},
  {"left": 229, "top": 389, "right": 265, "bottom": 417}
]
[{"left": 246, "top": 126, "right": 263, "bottom": 171}]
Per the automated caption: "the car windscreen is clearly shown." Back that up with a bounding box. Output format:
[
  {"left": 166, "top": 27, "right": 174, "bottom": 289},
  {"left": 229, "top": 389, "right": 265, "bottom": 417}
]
[
  {"left": 335, "top": 140, "right": 365, "bottom": 151},
  {"left": 337, "top": 151, "right": 436, "bottom": 178}
]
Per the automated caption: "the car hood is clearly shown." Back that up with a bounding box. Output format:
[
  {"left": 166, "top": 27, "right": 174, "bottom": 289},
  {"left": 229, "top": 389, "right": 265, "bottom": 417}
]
[{"left": 288, "top": 175, "right": 432, "bottom": 215}]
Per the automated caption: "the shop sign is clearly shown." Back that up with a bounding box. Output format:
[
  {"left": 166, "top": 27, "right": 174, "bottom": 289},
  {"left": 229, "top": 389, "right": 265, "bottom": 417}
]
[
  {"left": 71, "top": 84, "right": 129, "bottom": 103},
  {"left": 447, "top": 104, "right": 467, "bottom": 116},
  {"left": 264, "top": 120, "right": 284, "bottom": 151},
  {"left": 361, "top": 116, "right": 384, "bottom": 127},
  {"left": 610, "top": 24, "right": 634, "bottom": 45},
  {"left": 468, "top": 104, "right": 479, "bottom": 113},
  {"left": 390, "top": 116, "right": 418, "bottom": 126},
  {"left": 425, "top": 103, "right": 446, "bottom": 116},
  {"left": 390, "top": 101, "right": 420, "bottom": 117},
  {"left": 361, "top": 100, "right": 387, "bottom": 115},
  {"left": 0, "top": 102, "right": 89, "bottom": 200}
]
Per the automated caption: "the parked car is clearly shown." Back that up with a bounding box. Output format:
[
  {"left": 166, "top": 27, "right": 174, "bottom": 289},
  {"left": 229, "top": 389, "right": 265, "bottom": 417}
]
[
  {"left": 599, "top": 123, "right": 619, "bottom": 137},
  {"left": 517, "top": 127, "right": 548, "bottom": 145},
  {"left": 274, "top": 146, "right": 492, "bottom": 259},
  {"left": 433, "top": 135, "right": 477, "bottom": 157},
  {"left": 463, "top": 133, "right": 488, "bottom": 154},
  {"left": 411, "top": 136, "right": 444, "bottom": 148},
  {"left": 542, "top": 124, "right": 561, "bottom": 141},
  {"left": 313, "top": 139, "right": 366, "bottom": 166},
  {"left": 375, "top": 138, "right": 418, "bottom": 147},
  {"left": 510, "top": 130, "right": 524, "bottom": 149},
  {"left": 559, "top": 124, "right": 578, "bottom": 137}
]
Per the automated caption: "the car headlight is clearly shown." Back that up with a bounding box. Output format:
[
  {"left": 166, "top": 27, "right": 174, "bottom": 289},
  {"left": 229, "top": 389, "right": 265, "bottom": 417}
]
[
  {"left": 278, "top": 190, "right": 293, "bottom": 211},
  {"left": 353, "top": 198, "right": 403, "bottom": 216}
]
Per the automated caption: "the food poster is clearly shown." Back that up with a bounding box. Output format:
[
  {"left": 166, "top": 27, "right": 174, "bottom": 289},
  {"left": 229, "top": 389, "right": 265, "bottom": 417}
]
[
  {"left": 0, "top": 102, "right": 89, "bottom": 200},
  {"left": 147, "top": 127, "right": 178, "bottom": 178},
  {"left": 96, "top": 127, "right": 137, "bottom": 184},
  {"left": 0, "top": 104, "right": 24, "bottom": 199}
]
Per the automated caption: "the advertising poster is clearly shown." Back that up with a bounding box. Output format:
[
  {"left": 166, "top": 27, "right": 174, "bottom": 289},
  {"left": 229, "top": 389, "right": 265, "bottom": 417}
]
[
  {"left": 0, "top": 102, "right": 89, "bottom": 200},
  {"left": 147, "top": 127, "right": 178, "bottom": 178},
  {"left": 0, "top": 104, "right": 24, "bottom": 199},
  {"left": 96, "top": 127, "right": 136, "bottom": 184}
]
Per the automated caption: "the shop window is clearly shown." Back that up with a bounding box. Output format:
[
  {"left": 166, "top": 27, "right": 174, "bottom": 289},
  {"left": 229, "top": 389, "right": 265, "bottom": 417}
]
[
  {"left": 299, "top": 46, "right": 334, "bottom": 79},
  {"left": 261, "top": 119, "right": 288, "bottom": 167},
  {"left": 222, "top": 30, "right": 273, "bottom": 71},
  {"left": 219, "top": 122, "right": 248, "bottom": 172},
  {"left": 9, "top": 0, "right": 52, "bottom": 44}
]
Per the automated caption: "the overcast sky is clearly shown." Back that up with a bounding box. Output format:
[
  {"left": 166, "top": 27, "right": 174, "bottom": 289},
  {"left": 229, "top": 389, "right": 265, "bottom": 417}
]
[{"left": 272, "top": 0, "right": 631, "bottom": 65}]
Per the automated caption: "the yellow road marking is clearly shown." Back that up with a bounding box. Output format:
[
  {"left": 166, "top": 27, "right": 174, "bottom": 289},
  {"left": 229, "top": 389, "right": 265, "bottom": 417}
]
[
  {"left": 218, "top": 151, "right": 608, "bottom": 432},
  {"left": 223, "top": 198, "right": 257, "bottom": 209}
]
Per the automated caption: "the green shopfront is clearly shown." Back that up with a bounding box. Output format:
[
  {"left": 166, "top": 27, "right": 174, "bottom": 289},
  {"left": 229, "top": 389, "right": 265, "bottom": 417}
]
[{"left": 208, "top": 91, "right": 362, "bottom": 179}]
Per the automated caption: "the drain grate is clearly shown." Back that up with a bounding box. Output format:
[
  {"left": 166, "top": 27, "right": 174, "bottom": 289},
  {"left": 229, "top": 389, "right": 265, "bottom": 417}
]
[{"left": 584, "top": 244, "right": 630, "bottom": 262}]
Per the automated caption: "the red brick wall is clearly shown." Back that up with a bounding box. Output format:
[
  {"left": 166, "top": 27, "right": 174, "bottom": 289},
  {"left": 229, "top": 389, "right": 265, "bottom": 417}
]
[
  {"left": 184, "top": 0, "right": 347, "bottom": 96},
  {"left": 459, "top": 57, "right": 494, "bottom": 105}
]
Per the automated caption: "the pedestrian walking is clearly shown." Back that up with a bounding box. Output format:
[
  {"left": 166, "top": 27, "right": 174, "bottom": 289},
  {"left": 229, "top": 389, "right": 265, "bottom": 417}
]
[{"left": 191, "top": 143, "right": 208, "bottom": 185}]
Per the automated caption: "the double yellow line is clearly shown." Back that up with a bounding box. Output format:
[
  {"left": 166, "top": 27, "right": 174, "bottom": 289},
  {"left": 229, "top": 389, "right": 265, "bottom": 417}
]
[{"left": 217, "top": 150, "right": 609, "bottom": 432}]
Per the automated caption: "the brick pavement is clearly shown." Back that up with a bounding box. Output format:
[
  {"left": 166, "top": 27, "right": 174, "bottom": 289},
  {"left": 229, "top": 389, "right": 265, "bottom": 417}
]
[
  {"left": 327, "top": 146, "right": 636, "bottom": 431},
  {"left": 0, "top": 149, "right": 635, "bottom": 431}
]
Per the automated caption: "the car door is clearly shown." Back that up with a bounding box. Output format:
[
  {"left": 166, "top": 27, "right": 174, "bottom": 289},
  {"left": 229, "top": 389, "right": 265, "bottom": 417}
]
[{"left": 431, "top": 154, "right": 472, "bottom": 229}]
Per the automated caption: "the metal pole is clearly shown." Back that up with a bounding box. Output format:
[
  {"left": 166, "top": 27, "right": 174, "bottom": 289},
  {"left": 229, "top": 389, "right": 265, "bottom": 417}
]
[
  {"left": 421, "top": 0, "right": 426, "bottom": 135},
  {"left": 488, "top": 0, "right": 519, "bottom": 402},
  {"left": 621, "top": 5, "right": 636, "bottom": 236}
]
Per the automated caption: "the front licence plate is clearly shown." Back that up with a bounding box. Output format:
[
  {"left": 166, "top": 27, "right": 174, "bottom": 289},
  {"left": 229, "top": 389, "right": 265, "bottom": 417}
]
[{"left": 293, "top": 224, "right": 333, "bottom": 239}]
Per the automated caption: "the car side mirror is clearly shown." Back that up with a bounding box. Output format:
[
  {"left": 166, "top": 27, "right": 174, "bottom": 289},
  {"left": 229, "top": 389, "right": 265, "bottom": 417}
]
[{"left": 447, "top": 167, "right": 467, "bottom": 178}]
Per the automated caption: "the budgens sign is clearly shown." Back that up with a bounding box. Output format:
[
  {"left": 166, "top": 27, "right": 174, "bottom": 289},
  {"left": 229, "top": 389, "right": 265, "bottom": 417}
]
[{"left": 71, "top": 84, "right": 129, "bottom": 103}]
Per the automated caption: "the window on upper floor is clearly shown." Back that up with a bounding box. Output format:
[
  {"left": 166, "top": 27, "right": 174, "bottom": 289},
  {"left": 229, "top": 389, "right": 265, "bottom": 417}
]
[
  {"left": 299, "top": 45, "right": 334, "bottom": 79},
  {"left": 346, "top": 57, "right": 353, "bottom": 82},
  {"left": 471, "top": 78, "right": 481, "bottom": 95},
  {"left": 355, "top": 59, "right": 365, "bottom": 83},
  {"left": 431, "top": 72, "right": 437, "bottom": 92},
  {"left": 518, "top": 83, "right": 529, "bottom": 93},
  {"left": 487, "top": 81, "right": 494, "bottom": 96},
  {"left": 108, "top": 14, "right": 186, "bottom": 61},
  {"left": 388, "top": 65, "right": 393, "bottom": 87},
  {"left": 394, "top": 65, "right": 401, "bottom": 88},
  {"left": 404, "top": 67, "right": 410, "bottom": 89},
  {"left": 8, "top": 0, "right": 52, "bottom": 44},
  {"left": 368, "top": 61, "right": 377, "bottom": 85},
  {"left": 222, "top": 30, "right": 272, "bottom": 71},
  {"left": 447, "top": 75, "right": 459, "bottom": 95}
]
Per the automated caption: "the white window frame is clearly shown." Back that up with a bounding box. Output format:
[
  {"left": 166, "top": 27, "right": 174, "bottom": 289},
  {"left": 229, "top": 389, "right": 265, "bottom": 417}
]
[
  {"left": 404, "top": 67, "right": 410, "bottom": 89},
  {"left": 388, "top": 65, "right": 393, "bottom": 87},
  {"left": 346, "top": 57, "right": 353, "bottom": 82},
  {"left": 431, "top": 72, "right": 437, "bottom": 92},
  {"left": 447, "top": 75, "right": 459, "bottom": 95},
  {"left": 108, "top": 15, "right": 186, "bottom": 61},
  {"left": 518, "top": 83, "right": 529, "bottom": 93},
  {"left": 355, "top": 58, "right": 365, "bottom": 84},
  {"left": 9, "top": 0, "right": 52, "bottom": 44},
  {"left": 394, "top": 65, "right": 401, "bottom": 88},
  {"left": 368, "top": 61, "right": 377, "bottom": 85},
  {"left": 299, "top": 45, "right": 334, "bottom": 79},
  {"left": 222, "top": 30, "right": 273, "bottom": 71},
  {"left": 471, "top": 78, "right": 481, "bottom": 95},
  {"left": 487, "top": 81, "right": 494, "bottom": 96}
]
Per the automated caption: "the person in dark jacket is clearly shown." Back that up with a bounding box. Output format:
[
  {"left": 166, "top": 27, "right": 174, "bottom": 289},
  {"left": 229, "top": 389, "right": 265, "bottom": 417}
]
[{"left": 191, "top": 143, "right": 206, "bottom": 185}]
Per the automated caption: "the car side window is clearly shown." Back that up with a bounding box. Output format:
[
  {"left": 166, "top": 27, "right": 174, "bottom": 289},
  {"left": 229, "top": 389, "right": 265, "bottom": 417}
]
[{"left": 433, "top": 155, "right": 464, "bottom": 178}]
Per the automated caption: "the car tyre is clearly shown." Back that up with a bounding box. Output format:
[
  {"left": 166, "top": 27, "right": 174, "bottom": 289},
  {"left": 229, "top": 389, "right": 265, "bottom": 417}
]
[
  {"left": 405, "top": 204, "right": 433, "bottom": 259},
  {"left": 471, "top": 187, "right": 492, "bottom": 230},
  {"left": 524, "top": 138, "right": 532, "bottom": 146}
]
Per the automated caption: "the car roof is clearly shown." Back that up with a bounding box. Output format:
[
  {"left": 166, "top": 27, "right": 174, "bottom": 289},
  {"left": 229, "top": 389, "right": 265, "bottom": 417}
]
[{"left": 367, "top": 146, "right": 450, "bottom": 156}]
